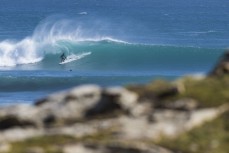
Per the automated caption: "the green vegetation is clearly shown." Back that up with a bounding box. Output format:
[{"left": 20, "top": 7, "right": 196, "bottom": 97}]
[
  {"left": 7, "top": 129, "right": 115, "bottom": 153},
  {"left": 8, "top": 135, "right": 76, "bottom": 153},
  {"left": 128, "top": 76, "right": 229, "bottom": 108},
  {"left": 128, "top": 76, "right": 229, "bottom": 153},
  {"left": 177, "top": 76, "right": 229, "bottom": 107},
  {"left": 127, "top": 79, "right": 176, "bottom": 100},
  {"left": 158, "top": 110, "right": 229, "bottom": 153}
]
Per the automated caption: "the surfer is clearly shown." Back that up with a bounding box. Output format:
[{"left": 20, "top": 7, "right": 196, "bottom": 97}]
[{"left": 60, "top": 53, "right": 66, "bottom": 62}]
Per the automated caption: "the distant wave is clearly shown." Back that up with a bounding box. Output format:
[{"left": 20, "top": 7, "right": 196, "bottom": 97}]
[
  {"left": 0, "top": 75, "right": 81, "bottom": 91},
  {"left": 177, "top": 30, "right": 218, "bottom": 36},
  {"left": 78, "top": 12, "right": 87, "bottom": 15},
  {"left": 0, "top": 69, "right": 205, "bottom": 92}
]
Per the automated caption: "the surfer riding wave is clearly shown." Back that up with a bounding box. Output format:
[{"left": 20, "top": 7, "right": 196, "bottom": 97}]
[
  {"left": 58, "top": 52, "right": 91, "bottom": 65},
  {"left": 60, "top": 53, "right": 67, "bottom": 62}
]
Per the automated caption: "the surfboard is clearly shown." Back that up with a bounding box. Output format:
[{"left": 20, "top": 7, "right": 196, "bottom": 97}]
[
  {"left": 59, "top": 52, "right": 91, "bottom": 65},
  {"left": 59, "top": 55, "right": 79, "bottom": 65}
]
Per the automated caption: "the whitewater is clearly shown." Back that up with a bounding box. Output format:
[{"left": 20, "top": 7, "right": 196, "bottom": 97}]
[{"left": 0, "top": 0, "right": 229, "bottom": 104}]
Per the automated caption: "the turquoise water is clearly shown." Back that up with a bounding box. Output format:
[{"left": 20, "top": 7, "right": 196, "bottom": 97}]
[{"left": 0, "top": 0, "right": 228, "bottom": 104}]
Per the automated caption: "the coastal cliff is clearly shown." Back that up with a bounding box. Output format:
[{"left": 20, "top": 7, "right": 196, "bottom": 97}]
[{"left": 0, "top": 52, "right": 229, "bottom": 153}]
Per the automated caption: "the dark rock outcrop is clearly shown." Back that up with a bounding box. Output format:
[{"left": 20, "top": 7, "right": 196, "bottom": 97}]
[
  {"left": 209, "top": 51, "right": 229, "bottom": 76},
  {"left": 0, "top": 115, "right": 35, "bottom": 130},
  {"left": 0, "top": 84, "right": 227, "bottom": 145}
]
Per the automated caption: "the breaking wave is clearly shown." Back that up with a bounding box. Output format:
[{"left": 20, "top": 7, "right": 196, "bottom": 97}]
[{"left": 0, "top": 18, "right": 126, "bottom": 67}]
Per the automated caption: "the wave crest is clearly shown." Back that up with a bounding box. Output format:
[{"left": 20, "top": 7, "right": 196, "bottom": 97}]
[
  {"left": 0, "top": 17, "right": 125, "bottom": 67},
  {"left": 0, "top": 38, "right": 43, "bottom": 66}
]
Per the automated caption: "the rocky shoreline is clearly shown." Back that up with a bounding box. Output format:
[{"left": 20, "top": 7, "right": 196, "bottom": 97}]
[{"left": 0, "top": 52, "right": 229, "bottom": 153}]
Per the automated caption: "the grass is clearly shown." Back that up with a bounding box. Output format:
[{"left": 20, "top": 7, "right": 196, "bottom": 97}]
[
  {"left": 127, "top": 79, "right": 176, "bottom": 100},
  {"left": 8, "top": 135, "right": 77, "bottom": 153},
  {"left": 7, "top": 129, "right": 115, "bottom": 153},
  {"left": 158, "top": 110, "right": 229, "bottom": 153},
  {"left": 127, "top": 75, "right": 229, "bottom": 153},
  {"left": 177, "top": 76, "right": 229, "bottom": 107},
  {"left": 128, "top": 76, "right": 229, "bottom": 108}
]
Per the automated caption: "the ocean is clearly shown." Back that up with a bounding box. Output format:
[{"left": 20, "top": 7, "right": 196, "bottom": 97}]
[{"left": 0, "top": 0, "right": 229, "bottom": 104}]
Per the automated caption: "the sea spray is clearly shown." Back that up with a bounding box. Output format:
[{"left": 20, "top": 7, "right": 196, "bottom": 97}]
[
  {"left": 0, "top": 38, "right": 43, "bottom": 66},
  {"left": 0, "top": 17, "right": 130, "bottom": 67}
]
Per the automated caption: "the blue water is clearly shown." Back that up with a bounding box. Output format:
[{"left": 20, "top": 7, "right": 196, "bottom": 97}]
[{"left": 0, "top": 0, "right": 229, "bottom": 104}]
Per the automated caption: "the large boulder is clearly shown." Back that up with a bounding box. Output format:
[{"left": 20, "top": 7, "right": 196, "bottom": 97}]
[
  {"left": 0, "top": 104, "right": 39, "bottom": 129},
  {"left": 34, "top": 85, "right": 138, "bottom": 127},
  {"left": 85, "top": 87, "right": 138, "bottom": 118},
  {"left": 35, "top": 85, "right": 103, "bottom": 126},
  {"left": 0, "top": 85, "right": 139, "bottom": 130}
]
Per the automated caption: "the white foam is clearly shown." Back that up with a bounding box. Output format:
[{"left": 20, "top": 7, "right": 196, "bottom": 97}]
[
  {"left": 78, "top": 12, "right": 87, "bottom": 15},
  {"left": 0, "top": 38, "right": 43, "bottom": 67},
  {"left": 178, "top": 30, "right": 217, "bottom": 35}
]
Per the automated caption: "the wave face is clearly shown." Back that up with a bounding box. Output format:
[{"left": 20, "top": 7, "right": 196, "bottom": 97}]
[
  {"left": 0, "top": 39, "right": 223, "bottom": 74},
  {"left": 0, "top": 18, "right": 224, "bottom": 93},
  {"left": 0, "top": 18, "right": 223, "bottom": 70}
]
